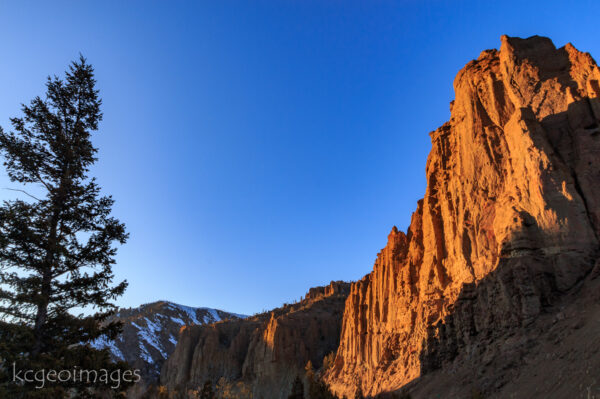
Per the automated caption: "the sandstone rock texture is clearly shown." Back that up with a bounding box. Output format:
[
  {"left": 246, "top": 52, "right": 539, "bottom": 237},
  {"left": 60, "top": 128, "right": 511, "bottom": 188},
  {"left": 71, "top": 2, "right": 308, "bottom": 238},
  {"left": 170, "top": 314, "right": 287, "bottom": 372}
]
[
  {"left": 324, "top": 35, "right": 600, "bottom": 397},
  {"left": 160, "top": 281, "right": 350, "bottom": 398}
]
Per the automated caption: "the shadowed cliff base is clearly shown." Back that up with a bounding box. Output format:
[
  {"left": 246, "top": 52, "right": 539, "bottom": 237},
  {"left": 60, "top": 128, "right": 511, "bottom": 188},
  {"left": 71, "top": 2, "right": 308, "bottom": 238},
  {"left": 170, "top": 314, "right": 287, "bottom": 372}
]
[
  {"left": 404, "top": 259, "right": 600, "bottom": 399},
  {"left": 324, "top": 35, "right": 600, "bottom": 398}
]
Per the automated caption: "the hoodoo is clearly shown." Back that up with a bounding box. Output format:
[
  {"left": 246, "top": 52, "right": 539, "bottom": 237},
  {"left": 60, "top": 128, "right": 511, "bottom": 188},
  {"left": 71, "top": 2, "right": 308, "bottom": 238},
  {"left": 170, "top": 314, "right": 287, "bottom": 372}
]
[{"left": 324, "top": 35, "right": 600, "bottom": 397}]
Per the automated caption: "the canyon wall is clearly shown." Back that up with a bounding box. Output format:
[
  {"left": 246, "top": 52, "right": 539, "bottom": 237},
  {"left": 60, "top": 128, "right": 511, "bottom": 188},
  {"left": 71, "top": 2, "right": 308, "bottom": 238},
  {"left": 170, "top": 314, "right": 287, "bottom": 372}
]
[
  {"left": 324, "top": 35, "right": 600, "bottom": 397},
  {"left": 159, "top": 281, "right": 350, "bottom": 398}
]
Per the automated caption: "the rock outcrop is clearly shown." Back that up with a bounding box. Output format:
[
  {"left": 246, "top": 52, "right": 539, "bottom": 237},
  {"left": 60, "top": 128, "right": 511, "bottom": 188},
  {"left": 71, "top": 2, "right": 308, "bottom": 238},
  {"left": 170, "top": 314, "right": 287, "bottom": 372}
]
[
  {"left": 325, "top": 35, "right": 600, "bottom": 397},
  {"left": 404, "top": 267, "right": 600, "bottom": 398},
  {"left": 160, "top": 281, "right": 350, "bottom": 399}
]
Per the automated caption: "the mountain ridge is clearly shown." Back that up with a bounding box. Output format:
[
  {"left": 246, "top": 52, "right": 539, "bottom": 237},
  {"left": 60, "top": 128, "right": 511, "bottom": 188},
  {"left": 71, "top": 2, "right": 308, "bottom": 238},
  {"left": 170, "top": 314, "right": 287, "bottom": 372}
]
[{"left": 91, "top": 300, "right": 246, "bottom": 382}]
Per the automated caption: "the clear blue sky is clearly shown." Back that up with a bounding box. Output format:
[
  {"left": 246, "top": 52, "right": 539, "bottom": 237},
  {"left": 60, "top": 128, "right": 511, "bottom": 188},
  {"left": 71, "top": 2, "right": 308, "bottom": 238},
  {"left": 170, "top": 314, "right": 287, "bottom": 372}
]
[{"left": 1, "top": 1, "right": 599, "bottom": 315}]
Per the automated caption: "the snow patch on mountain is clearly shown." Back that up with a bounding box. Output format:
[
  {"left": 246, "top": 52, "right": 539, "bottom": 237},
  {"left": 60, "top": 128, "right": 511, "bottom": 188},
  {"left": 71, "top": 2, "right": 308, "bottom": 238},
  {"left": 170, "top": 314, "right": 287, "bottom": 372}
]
[
  {"left": 138, "top": 342, "right": 154, "bottom": 364},
  {"left": 140, "top": 317, "right": 167, "bottom": 359},
  {"left": 90, "top": 335, "right": 125, "bottom": 360},
  {"left": 90, "top": 301, "right": 247, "bottom": 381}
]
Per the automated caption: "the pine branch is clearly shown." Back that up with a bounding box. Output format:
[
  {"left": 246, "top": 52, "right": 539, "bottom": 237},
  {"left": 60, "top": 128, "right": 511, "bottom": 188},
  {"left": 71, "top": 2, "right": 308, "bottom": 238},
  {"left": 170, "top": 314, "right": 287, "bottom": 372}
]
[{"left": 2, "top": 187, "right": 42, "bottom": 201}]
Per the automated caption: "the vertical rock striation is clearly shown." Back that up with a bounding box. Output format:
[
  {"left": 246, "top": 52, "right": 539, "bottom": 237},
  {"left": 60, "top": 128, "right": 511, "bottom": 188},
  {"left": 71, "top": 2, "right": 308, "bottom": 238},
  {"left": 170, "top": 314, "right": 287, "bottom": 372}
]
[{"left": 325, "top": 35, "right": 600, "bottom": 397}]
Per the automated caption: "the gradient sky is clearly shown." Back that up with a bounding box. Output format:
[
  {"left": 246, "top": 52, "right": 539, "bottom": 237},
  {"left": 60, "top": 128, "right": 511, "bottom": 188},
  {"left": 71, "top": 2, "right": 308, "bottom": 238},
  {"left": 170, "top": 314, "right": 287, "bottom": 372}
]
[{"left": 1, "top": 1, "right": 599, "bottom": 315}]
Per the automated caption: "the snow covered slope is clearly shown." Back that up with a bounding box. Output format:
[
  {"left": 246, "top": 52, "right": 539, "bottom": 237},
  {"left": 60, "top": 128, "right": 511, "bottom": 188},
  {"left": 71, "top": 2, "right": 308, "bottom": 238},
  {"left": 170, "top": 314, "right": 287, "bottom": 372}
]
[{"left": 90, "top": 301, "right": 246, "bottom": 380}]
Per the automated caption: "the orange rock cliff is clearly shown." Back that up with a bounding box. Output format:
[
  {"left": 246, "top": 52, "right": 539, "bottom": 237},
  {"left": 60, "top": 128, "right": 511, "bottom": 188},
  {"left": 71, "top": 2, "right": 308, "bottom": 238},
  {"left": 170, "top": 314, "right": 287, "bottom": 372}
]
[
  {"left": 154, "top": 35, "right": 600, "bottom": 399},
  {"left": 324, "top": 35, "right": 600, "bottom": 397}
]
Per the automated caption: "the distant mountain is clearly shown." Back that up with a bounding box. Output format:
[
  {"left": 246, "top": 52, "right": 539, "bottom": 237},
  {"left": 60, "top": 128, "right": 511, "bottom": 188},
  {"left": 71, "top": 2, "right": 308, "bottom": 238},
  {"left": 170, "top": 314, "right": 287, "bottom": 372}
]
[{"left": 90, "top": 301, "right": 246, "bottom": 380}]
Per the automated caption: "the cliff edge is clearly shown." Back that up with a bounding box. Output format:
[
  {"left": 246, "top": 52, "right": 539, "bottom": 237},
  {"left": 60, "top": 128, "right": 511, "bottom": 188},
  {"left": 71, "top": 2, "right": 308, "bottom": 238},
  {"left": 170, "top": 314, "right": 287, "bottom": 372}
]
[{"left": 325, "top": 35, "right": 600, "bottom": 397}]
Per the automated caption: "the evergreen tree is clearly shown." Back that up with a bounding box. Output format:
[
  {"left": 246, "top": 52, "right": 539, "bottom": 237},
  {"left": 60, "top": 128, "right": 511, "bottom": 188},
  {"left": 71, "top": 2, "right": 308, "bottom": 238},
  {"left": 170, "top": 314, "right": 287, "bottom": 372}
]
[
  {"left": 307, "top": 378, "right": 338, "bottom": 399},
  {"left": 302, "top": 359, "right": 338, "bottom": 399},
  {"left": 305, "top": 360, "right": 315, "bottom": 381},
  {"left": 355, "top": 384, "right": 365, "bottom": 399},
  {"left": 321, "top": 352, "right": 335, "bottom": 372},
  {"left": 288, "top": 375, "right": 304, "bottom": 399},
  {"left": 0, "top": 57, "right": 130, "bottom": 397},
  {"left": 200, "top": 380, "right": 215, "bottom": 399}
]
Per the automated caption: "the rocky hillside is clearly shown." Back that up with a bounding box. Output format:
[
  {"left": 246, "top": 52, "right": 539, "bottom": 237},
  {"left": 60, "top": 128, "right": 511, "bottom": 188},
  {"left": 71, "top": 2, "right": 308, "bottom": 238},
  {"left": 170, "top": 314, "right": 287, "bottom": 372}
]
[
  {"left": 91, "top": 301, "right": 245, "bottom": 381},
  {"left": 405, "top": 267, "right": 600, "bottom": 399},
  {"left": 158, "top": 281, "right": 350, "bottom": 399},
  {"left": 324, "top": 35, "right": 600, "bottom": 398}
]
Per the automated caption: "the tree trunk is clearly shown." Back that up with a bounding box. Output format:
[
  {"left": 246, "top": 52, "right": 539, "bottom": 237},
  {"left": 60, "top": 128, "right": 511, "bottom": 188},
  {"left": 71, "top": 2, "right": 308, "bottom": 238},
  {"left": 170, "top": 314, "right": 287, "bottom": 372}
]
[
  {"left": 31, "top": 268, "right": 52, "bottom": 357},
  {"left": 31, "top": 190, "right": 63, "bottom": 357}
]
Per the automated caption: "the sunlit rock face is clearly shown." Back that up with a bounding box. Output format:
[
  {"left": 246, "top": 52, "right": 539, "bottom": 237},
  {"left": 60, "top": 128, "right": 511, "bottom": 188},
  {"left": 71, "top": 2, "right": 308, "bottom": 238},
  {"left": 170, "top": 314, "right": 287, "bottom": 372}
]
[{"left": 325, "top": 35, "right": 600, "bottom": 397}]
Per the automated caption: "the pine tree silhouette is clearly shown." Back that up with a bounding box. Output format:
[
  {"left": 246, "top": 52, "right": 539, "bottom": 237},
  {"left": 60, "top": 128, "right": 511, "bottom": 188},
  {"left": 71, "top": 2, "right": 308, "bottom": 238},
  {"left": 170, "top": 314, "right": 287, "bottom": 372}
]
[
  {"left": 0, "top": 56, "right": 130, "bottom": 397},
  {"left": 200, "top": 380, "right": 215, "bottom": 399},
  {"left": 288, "top": 375, "right": 304, "bottom": 399}
]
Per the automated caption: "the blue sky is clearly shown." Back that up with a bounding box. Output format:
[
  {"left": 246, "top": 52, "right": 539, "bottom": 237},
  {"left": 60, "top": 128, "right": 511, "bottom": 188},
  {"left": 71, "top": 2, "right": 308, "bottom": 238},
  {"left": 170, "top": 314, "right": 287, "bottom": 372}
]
[{"left": 1, "top": 1, "right": 599, "bottom": 315}]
